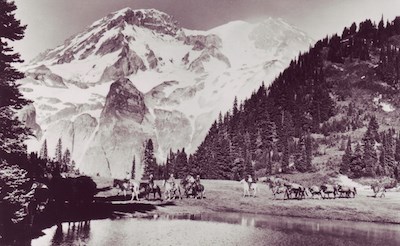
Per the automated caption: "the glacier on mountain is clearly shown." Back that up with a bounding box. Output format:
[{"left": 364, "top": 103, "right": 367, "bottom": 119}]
[{"left": 17, "top": 7, "right": 313, "bottom": 178}]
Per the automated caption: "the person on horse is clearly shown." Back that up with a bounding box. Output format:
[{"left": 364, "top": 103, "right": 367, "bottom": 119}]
[
  {"left": 167, "top": 173, "right": 176, "bottom": 188},
  {"left": 246, "top": 174, "right": 253, "bottom": 187},
  {"left": 125, "top": 171, "right": 131, "bottom": 182},
  {"left": 148, "top": 174, "right": 155, "bottom": 190},
  {"left": 195, "top": 175, "right": 201, "bottom": 185}
]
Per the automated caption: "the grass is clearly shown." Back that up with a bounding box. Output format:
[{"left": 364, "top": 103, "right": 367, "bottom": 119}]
[{"left": 91, "top": 176, "right": 400, "bottom": 224}]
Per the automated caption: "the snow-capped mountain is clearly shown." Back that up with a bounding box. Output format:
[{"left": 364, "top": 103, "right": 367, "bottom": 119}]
[{"left": 18, "top": 7, "right": 313, "bottom": 178}]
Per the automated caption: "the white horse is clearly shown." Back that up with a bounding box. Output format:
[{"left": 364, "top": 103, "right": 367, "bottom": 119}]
[
  {"left": 162, "top": 180, "right": 181, "bottom": 200},
  {"left": 239, "top": 179, "right": 258, "bottom": 197},
  {"left": 129, "top": 179, "right": 140, "bottom": 201}
]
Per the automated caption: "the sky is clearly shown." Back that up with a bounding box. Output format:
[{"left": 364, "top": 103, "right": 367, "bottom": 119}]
[{"left": 12, "top": 0, "right": 400, "bottom": 62}]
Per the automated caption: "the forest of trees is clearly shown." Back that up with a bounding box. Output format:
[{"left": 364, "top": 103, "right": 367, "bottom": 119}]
[
  {"left": 139, "top": 16, "right": 400, "bottom": 180},
  {"left": 340, "top": 116, "right": 400, "bottom": 179}
]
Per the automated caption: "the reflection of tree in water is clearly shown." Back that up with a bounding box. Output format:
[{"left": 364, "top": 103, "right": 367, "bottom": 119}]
[{"left": 51, "top": 221, "right": 91, "bottom": 245}]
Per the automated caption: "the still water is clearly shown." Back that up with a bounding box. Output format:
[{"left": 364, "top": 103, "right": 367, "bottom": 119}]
[{"left": 31, "top": 213, "right": 400, "bottom": 246}]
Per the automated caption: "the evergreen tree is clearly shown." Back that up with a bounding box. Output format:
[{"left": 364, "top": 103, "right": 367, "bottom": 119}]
[
  {"left": 395, "top": 135, "right": 400, "bottom": 162},
  {"left": 39, "top": 139, "right": 48, "bottom": 160},
  {"left": 175, "top": 148, "right": 188, "bottom": 178},
  {"left": 362, "top": 128, "right": 377, "bottom": 177},
  {"left": 368, "top": 115, "right": 380, "bottom": 142},
  {"left": 0, "top": 0, "right": 30, "bottom": 156},
  {"left": 305, "top": 133, "right": 313, "bottom": 171},
  {"left": 62, "top": 148, "right": 71, "bottom": 172},
  {"left": 350, "top": 142, "right": 364, "bottom": 178},
  {"left": 0, "top": 0, "right": 33, "bottom": 235},
  {"left": 340, "top": 137, "right": 353, "bottom": 175},
  {"left": 55, "top": 138, "right": 62, "bottom": 164},
  {"left": 131, "top": 155, "right": 136, "bottom": 179},
  {"left": 143, "top": 139, "right": 157, "bottom": 179}
]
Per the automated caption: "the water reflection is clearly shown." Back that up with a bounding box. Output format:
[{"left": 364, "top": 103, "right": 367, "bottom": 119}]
[{"left": 31, "top": 213, "right": 400, "bottom": 246}]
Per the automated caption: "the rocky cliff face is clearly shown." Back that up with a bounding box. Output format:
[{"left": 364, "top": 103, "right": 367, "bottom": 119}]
[
  {"left": 80, "top": 78, "right": 155, "bottom": 178},
  {"left": 101, "top": 78, "right": 148, "bottom": 123},
  {"left": 17, "top": 7, "right": 313, "bottom": 178}
]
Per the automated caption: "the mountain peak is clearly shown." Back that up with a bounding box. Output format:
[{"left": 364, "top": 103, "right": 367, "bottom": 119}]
[{"left": 106, "top": 7, "right": 179, "bottom": 35}]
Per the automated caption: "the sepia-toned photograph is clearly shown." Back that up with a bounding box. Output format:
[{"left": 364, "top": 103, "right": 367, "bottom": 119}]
[{"left": 1, "top": 0, "right": 400, "bottom": 245}]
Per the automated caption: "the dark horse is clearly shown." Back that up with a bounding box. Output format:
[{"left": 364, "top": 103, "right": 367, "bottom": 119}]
[
  {"left": 142, "top": 182, "right": 162, "bottom": 200},
  {"left": 181, "top": 176, "right": 205, "bottom": 199}
]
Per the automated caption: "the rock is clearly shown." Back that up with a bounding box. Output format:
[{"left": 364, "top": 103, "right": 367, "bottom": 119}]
[
  {"left": 101, "top": 78, "right": 148, "bottom": 124},
  {"left": 17, "top": 104, "right": 42, "bottom": 139},
  {"left": 189, "top": 46, "right": 231, "bottom": 73},
  {"left": 96, "top": 33, "right": 126, "bottom": 56},
  {"left": 154, "top": 109, "right": 192, "bottom": 155},
  {"left": 26, "top": 65, "right": 67, "bottom": 88},
  {"left": 146, "top": 47, "right": 158, "bottom": 69},
  {"left": 100, "top": 46, "right": 146, "bottom": 82}
]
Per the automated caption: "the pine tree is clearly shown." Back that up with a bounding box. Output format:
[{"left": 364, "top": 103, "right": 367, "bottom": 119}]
[
  {"left": 40, "top": 139, "right": 48, "bottom": 160},
  {"left": 62, "top": 148, "right": 71, "bottom": 172},
  {"left": 305, "top": 133, "right": 313, "bottom": 171},
  {"left": 0, "top": 0, "right": 30, "bottom": 156},
  {"left": 0, "top": 0, "right": 33, "bottom": 233},
  {"left": 395, "top": 135, "right": 400, "bottom": 162},
  {"left": 350, "top": 142, "right": 364, "bottom": 178},
  {"left": 363, "top": 128, "right": 377, "bottom": 177},
  {"left": 143, "top": 139, "right": 157, "bottom": 179},
  {"left": 383, "top": 131, "right": 395, "bottom": 177},
  {"left": 368, "top": 115, "right": 380, "bottom": 142},
  {"left": 175, "top": 148, "right": 188, "bottom": 178},
  {"left": 340, "top": 137, "right": 353, "bottom": 175},
  {"left": 55, "top": 138, "right": 62, "bottom": 164},
  {"left": 131, "top": 155, "right": 136, "bottom": 179}
]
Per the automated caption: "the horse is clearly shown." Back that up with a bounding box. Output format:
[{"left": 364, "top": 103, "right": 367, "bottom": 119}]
[
  {"left": 270, "top": 185, "right": 289, "bottom": 200},
  {"left": 308, "top": 185, "right": 323, "bottom": 199},
  {"left": 143, "top": 182, "right": 162, "bottom": 200},
  {"left": 192, "top": 182, "right": 205, "bottom": 199},
  {"left": 320, "top": 184, "right": 337, "bottom": 199},
  {"left": 285, "top": 183, "right": 307, "bottom": 200},
  {"left": 265, "top": 176, "right": 290, "bottom": 199},
  {"left": 162, "top": 180, "right": 181, "bottom": 200},
  {"left": 239, "top": 179, "right": 258, "bottom": 197},
  {"left": 113, "top": 179, "right": 140, "bottom": 201},
  {"left": 371, "top": 179, "right": 397, "bottom": 198},
  {"left": 337, "top": 185, "right": 357, "bottom": 198}
]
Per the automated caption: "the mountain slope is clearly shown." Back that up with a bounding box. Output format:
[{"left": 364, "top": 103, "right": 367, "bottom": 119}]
[
  {"left": 17, "top": 7, "right": 313, "bottom": 178},
  {"left": 189, "top": 16, "right": 400, "bottom": 180}
]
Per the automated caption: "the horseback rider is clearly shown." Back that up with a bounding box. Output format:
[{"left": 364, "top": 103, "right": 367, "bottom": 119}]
[
  {"left": 167, "top": 173, "right": 176, "bottom": 188},
  {"left": 246, "top": 174, "right": 253, "bottom": 187},
  {"left": 195, "top": 175, "right": 201, "bottom": 185},
  {"left": 149, "top": 174, "right": 154, "bottom": 190},
  {"left": 125, "top": 171, "right": 131, "bottom": 182}
]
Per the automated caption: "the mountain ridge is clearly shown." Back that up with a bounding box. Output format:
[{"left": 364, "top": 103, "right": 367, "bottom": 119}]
[{"left": 17, "top": 7, "right": 313, "bottom": 178}]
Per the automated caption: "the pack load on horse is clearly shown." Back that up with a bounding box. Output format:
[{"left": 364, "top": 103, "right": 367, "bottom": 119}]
[
  {"left": 239, "top": 175, "right": 258, "bottom": 197},
  {"left": 284, "top": 183, "right": 307, "bottom": 200},
  {"left": 162, "top": 174, "right": 181, "bottom": 200},
  {"left": 265, "top": 176, "right": 307, "bottom": 200},
  {"left": 336, "top": 184, "right": 357, "bottom": 198},
  {"left": 307, "top": 185, "right": 323, "bottom": 199},
  {"left": 264, "top": 176, "right": 290, "bottom": 200},
  {"left": 320, "top": 184, "right": 337, "bottom": 199}
]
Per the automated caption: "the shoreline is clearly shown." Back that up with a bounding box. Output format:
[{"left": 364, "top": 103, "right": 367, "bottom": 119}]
[{"left": 94, "top": 178, "right": 400, "bottom": 225}]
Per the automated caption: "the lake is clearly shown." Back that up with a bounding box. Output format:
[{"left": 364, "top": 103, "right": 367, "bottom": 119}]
[{"left": 30, "top": 212, "right": 400, "bottom": 246}]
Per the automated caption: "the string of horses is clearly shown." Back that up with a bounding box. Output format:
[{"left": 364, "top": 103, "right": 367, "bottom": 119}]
[{"left": 112, "top": 175, "right": 391, "bottom": 201}]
